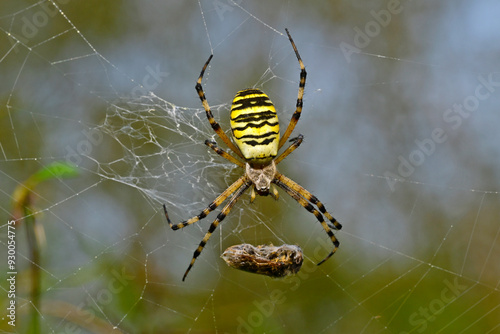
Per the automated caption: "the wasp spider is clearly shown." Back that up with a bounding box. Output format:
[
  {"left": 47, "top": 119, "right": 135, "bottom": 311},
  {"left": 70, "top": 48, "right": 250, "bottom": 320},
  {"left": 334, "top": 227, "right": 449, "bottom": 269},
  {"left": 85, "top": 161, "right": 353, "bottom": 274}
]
[{"left": 163, "top": 29, "right": 342, "bottom": 281}]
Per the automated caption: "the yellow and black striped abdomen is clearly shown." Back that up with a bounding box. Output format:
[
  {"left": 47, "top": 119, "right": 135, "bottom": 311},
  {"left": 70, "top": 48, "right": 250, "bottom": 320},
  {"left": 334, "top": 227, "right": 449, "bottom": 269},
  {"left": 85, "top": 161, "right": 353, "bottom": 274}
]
[{"left": 230, "top": 89, "right": 279, "bottom": 166}]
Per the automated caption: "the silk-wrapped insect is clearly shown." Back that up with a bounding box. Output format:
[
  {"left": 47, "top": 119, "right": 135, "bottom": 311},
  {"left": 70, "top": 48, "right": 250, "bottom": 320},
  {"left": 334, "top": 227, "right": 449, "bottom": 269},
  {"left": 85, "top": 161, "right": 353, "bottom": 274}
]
[{"left": 221, "top": 244, "right": 303, "bottom": 278}]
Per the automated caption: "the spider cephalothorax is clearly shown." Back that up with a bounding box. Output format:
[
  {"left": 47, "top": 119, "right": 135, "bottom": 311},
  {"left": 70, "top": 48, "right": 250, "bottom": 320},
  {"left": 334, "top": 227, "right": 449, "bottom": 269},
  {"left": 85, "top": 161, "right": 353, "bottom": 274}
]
[
  {"left": 164, "top": 29, "right": 342, "bottom": 281},
  {"left": 246, "top": 160, "right": 277, "bottom": 197}
]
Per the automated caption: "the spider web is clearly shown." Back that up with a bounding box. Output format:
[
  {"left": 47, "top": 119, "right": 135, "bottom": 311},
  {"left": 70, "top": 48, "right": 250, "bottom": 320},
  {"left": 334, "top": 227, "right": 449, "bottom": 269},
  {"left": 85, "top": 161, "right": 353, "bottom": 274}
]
[{"left": 1, "top": 1, "right": 500, "bottom": 333}]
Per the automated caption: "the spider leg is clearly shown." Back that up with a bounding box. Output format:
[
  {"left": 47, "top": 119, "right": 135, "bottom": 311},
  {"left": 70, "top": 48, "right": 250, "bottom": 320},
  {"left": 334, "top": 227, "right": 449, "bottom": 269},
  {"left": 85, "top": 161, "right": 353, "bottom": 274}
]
[
  {"left": 163, "top": 175, "right": 248, "bottom": 230},
  {"left": 182, "top": 181, "right": 251, "bottom": 281},
  {"left": 273, "top": 174, "right": 340, "bottom": 266},
  {"left": 274, "top": 134, "right": 304, "bottom": 165},
  {"left": 196, "top": 55, "right": 244, "bottom": 159},
  {"left": 205, "top": 139, "right": 245, "bottom": 168},
  {"left": 275, "top": 172, "right": 342, "bottom": 230},
  {"left": 278, "top": 29, "right": 307, "bottom": 150}
]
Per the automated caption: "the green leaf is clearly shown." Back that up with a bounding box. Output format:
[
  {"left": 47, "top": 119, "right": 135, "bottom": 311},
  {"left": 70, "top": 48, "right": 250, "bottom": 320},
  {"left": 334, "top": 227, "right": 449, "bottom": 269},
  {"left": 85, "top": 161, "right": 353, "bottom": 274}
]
[
  {"left": 12, "top": 161, "right": 79, "bottom": 214},
  {"left": 30, "top": 161, "right": 79, "bottom": 183}
]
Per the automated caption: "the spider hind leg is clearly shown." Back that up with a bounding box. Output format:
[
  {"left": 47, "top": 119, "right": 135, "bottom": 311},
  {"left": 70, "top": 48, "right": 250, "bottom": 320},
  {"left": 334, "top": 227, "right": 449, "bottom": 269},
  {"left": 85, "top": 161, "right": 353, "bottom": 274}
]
[
  {"left": 273, "top": 172, "right": 341, "bottom": 266},
  {"left": 181, "top": 181, "right": 251, "bottom": 280}
]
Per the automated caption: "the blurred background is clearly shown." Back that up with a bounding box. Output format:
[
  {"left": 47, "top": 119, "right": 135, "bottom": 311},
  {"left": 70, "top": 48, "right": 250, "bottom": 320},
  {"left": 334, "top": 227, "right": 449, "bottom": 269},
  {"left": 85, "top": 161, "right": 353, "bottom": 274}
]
[{"left": 1, "top": 1, "right": 499, "bottom": 333}]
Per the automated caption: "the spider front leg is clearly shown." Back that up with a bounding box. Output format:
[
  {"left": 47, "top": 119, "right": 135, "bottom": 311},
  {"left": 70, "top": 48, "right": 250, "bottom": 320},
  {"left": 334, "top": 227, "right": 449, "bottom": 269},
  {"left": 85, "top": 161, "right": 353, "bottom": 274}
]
[{"left": 181, "top": 181, "right": 251, "bottom": 281}]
